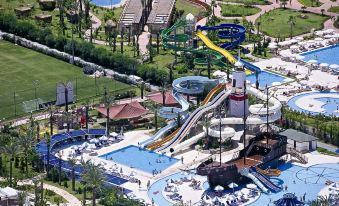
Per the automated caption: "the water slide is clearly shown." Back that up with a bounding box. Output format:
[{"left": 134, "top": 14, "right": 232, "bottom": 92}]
[
  {"left": 195, "top": 29, "right": 261, "bottom": 73},
  {"left": 140, "top": 121, "right": 177, "bottom": 147},
  {"left": 241, "top": 167, "right": 282, "bottom": 193},
  {"left": 167, "top": 85, "right": 282, "bottom": 153},
  {"left": 154, "top": 90, "right": 232, "bottom": 152}
]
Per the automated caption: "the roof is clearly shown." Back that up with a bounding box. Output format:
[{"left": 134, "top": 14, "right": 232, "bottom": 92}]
[
  {"left": 97, "top": 101, "right": 148, "bottom": 120},
  {"left": 147, "top": 0, "right": 175, "bottom": 24},
  {"left": 146, "top": 91, "right": 178, "bottom": 105},
  {"left": 0, "top": 187, "right": 18, "bottom": 198},
  {"left": 118, "top": 0, "right": 143, "bottom": 25},
  {"left": 279, "top": 129, "right": 317, "bottom": 142}
]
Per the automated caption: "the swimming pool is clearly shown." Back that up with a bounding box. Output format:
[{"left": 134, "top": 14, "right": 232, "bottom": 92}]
[
  {"left": 287, "top": 92, "right": 339, "bottom": 117},
  {"left": 99, "top": 145, "right": 179, "bottom": 174},
  {"left": 91, "top": 0, "right": 123, "bottom": 7},
  {"left": 148, "top": 163, "right": 339, "bottom": 206},
  {"left": 246, "top": 71, "right": 291, "bottom": 87},
  {"left": 301, "top": 44, "right": 339, "bottom": 65}
]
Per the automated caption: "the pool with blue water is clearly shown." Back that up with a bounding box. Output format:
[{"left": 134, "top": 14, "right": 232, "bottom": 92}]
[
  {"left": 148, "top": 163, "right": 339, "bottom": 206},
  {"left": 92, "top": 0, "right": 122, "bottom": 6},
  {"left": 287, "top": 92, "right": 339, "bottom": 117},
  {"left": 246, "top": 71, "right": 291, "bottom": 87},
  {"left": 99, "top": 145, "right": 179, "bottom": 174},
  {"left": 301, "top": 44, "right": 339, "bottom": 65}
]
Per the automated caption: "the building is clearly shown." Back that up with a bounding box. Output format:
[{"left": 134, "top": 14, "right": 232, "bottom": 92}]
[
  {"left": 279, "top": 129, "right": 318, "bottom": 152},
  {"left": 146, "top": 0, "right": 175, "bottom": 34},
  {"left": 118, "top": 0, "right": 145, "bottom": 35}
]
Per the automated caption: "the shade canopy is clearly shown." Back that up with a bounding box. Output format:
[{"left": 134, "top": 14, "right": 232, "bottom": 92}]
[
  {"left": 214, "top": 185, "right": 224, "bottom": 191},
  {"left": 274, "top": 193, "right": 304, "bottom": 206},
  {"left": 228, "top": 182, "right": 238, "bottom": 188},
  {"left": 319, "top": 63, "right": 329, "bottom": 67}
]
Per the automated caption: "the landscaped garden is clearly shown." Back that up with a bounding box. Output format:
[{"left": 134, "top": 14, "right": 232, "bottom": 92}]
[
  {"left": 256, "top": 8, "right": 329, "bottom": 38},
  {"left": 297, "top": 0, "right": 323, "bottom": 7},
  {"left": 328, "top": 6, "right": 339, "bottom": 13},
  {"left": 219, "top": 4, "right": 261, "bottom": 17}
]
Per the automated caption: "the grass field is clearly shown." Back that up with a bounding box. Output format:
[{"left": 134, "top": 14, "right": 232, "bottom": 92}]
[
  {"left": 220, "top": 4, "right": 261, "bottom": 17},
  {"left": 0, "top": 41, "right": 136, "bottom": 119},
  {"left": 176, "top": 0, "right": 204, "bottom": 17},
  {"left": 297, "top": 0, "right": 323, "bottom": 7},
  {"left": 221, "top": 0, "right": 270, "bottom": 5},
  {"left": 328, "top": 6, "right": 339, "bottom": 13},
  {"left": 257, "top": 9, "right": 328, "bottom": 38}
]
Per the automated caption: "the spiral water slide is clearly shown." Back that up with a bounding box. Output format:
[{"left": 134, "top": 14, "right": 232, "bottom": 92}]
[
  {"left": 146, "top": 77, "right": 224, "bottom": 151},
  {"left": 196, "top": 24, "right": 261, "bottom": 73},
  {"left": 169, "top": 84, "right": 282, "bottom": 153}
]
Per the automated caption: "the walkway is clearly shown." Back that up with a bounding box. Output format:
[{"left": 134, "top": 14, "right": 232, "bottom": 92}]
[{"left": 138, "top": 27, "right": 151, "bottom": 61}]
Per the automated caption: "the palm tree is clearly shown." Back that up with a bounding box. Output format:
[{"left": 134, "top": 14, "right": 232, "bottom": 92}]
[
  {"left": 120, "top": 27, "right": 124, "bottom": 54},
  {"left": 0, "top": 135, "right": 21, "bottom": 186},
  {"left": 19, "top": 127, "right": 35, "bottom": 175},
  {"left": 78, "top": 0, "right": 83, "bottom": 38},
  {"left": 57, "top": 0, "right": 66, "bottom": 35},
  {"left": 102, "top": 88, "right": 116, "bottom": 137},
  {"left": 81, "top": 160, "right": 106, "bottom": 206},
  {"left": 56, "top": 151, "right": 63, "bottom": 185},
  {"left": 68, "top": 156, "right": 77, "bottom": 191},
  {"left": 287, "top": 16, "right": 296, "bottom": 39},
  {"left": 45, "top": 133, "right": 51, "bottom": 178}
]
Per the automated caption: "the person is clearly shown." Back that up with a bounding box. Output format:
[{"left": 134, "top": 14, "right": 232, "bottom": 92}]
[
  {"left": 147, "top": 180, "right": 151, "bottom": 188},
  {"left": 293, "top": 180, "right": 296, "bottom": 184},
  {"left": 181, "top": 156, "right": 184, "bottom": 164},
  {"left": 138, "top": 180, "right": 141, "bottom": 188},
  {"left": 285, "top": 185, "right": 288, "bottom": 191}
]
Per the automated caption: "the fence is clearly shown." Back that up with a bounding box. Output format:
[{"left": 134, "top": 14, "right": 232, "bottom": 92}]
[{"left": 0, "top": 75, "right": 136, "bottom": 120}]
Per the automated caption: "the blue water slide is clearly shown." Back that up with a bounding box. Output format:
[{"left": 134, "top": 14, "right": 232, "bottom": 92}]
[
  {"left": 242, "top": 167, "right": 282, "bottom": 193},
  {"left": 197, "top": 24, "right": 246, "bottom": 49},
  {"left": 239, "top": 59, "right": 261, "bottom": 72}
]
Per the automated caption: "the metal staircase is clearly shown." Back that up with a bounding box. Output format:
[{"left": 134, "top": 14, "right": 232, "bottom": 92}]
[{"left": 287, "top": 147, "right": 308, "bottom": 164}]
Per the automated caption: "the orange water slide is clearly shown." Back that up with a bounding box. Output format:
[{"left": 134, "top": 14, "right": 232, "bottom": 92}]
[
  {"left": 147, "top": 128, "right": 180, "bottom": 150},
  {"left": 201, "top": 84, "right": 225, "bottom": 105}
]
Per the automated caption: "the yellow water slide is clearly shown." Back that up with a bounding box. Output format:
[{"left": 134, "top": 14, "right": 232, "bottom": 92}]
[
  {"left": 201, "top": 84, "right": 225, "bottom": 105},
  {"left": 196, "top": 31, "right": 237, "bottom": 64},
  {"left": 147, "top": 83, "right": 225, "bottom": 151},
  {"left": 196, "top": 31, "right": 252, "bottom": 75}
]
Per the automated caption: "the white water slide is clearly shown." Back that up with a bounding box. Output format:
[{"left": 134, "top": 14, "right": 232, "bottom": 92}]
[{"left": 161, "top": 86, "right": 282, "bottom": 153}]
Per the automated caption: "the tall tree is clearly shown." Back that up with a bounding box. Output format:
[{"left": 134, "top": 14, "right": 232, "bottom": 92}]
[
  {"left": 102, "top": 88, "right": 116, "bottom": 137},
  {"left": 19, "top": 127, "right": 35, "bottom": 175},
  {"left": 0, "top": 135, "right": 21, "bottom": 186},
  {"left": 287, "top": 16, "right": 296, "bottom": 39},
  {"left": 57, "top": 0, "right": 66, "bottom": 35},
  {"left": 82, "top": 160, "right": 105, "bottom": 206},
  {"left": 68, "top": 156, "right": 77, "bottom": 192},
  {"left": 45, "top": 133, "right": 51, "bottom": 178}
]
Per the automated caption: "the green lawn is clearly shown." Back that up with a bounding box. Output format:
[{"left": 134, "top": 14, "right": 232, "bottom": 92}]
[
  {"left": 0, "top": 41, "right": 135, "bottom": 119},
  {"left": 328, "top": 6, "right": 339, "bottom": 13},
  {"left": 175, "top": 0, "right": 204, "bottom": 17},
  {"left": 220, "top": 4, "right": 261, "bottom": 17},
  {"left": 297, "top": 0, "right": 323, "bottom": 7},
  {"left": 221, "top": 0, "right": 270, "bottom": 5},
  {"left": 257, "top": 8, "right": 328, "bottom": 38}
]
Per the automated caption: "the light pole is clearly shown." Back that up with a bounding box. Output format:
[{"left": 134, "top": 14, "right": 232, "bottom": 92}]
[{"left": 33, "top": 80, "right": 39, "bottom": 110}]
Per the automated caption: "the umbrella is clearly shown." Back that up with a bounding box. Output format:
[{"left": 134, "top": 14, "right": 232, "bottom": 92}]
[
  {"left": 86, "top": 144, "right": 97, "bottom": 150},
  {"left": 246, "top": 183, "right": 257, "bottom": 189},
  {"left": 228, "top": 182, "right": 238, "bottom": 193},
  {"left": 296, "top": 36, "right": 304, "bottom": 41},
  {"left": 296, "top": 55, "right": 305, "bottom": 60},
  {"left": 201, "top": 193, "right": 210, "bottom": 201},
  {"left": 290, "top": 45, "right": 298, "bottom": 49},
  {"left": 99, "top": 136, "right": 108, "bottom": 141},
  {"left": 315, "top": 37, "right": 323, "bottom": 41},
  {"left": 214, "top": 185, "right": 224, "bottom": 191},
  {"left": 298, "top": 41, "right": 306, "bottom": 45},
  {"left": 307, "top": 40, "right": 315, "bottom": 44},
  {"left": 227, "top": 194, "right": 236, "bottom": 202},
  {"left": 212, "top": 196, "right": 220, "bottom": 203},
  {"left": 319, "top": 63, "right": 329, "bottom": 67},
  {"left": 90, "top": 138, "right": 100, "bottom": 143},
  {"left": 273, "top": 193, "right": 304, "bottom": 206},
  {"left": 80, "top": 142, "right": 90, "bottom": 148},
  {"left": 329, "top": 64, "right": 339, "bottom": 69},
  {"left": 171, "top": 187, "right": 178, "bottom": 193},
  {"left": 241, "top": 188, "right": 251, "bottom": 195},
  {"left": 70, "top": 145, "right": 78, "bottom": 150},
  {"left": 110, "top": 132, "right": 118, "bottom": 137},
  {"left": 307, "top": 59, "right": 317, "bottom": 64}
]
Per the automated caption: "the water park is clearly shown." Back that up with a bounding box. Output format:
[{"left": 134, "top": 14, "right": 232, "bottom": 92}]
[{"left": 0, "top": 0, "right": 339, "bottom": 205}]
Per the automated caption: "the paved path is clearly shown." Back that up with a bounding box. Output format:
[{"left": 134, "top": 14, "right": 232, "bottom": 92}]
[
  {"left": 317, "top": 142, "right": 339, "bottom": 153},
  {"left": 138, "top": 29, "right": 151, "bottom": 61}
]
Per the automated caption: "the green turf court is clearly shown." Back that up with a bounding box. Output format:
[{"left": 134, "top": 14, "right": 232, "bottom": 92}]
[{"left": 0, "top": 40, "right": 136, "bottom": 119}]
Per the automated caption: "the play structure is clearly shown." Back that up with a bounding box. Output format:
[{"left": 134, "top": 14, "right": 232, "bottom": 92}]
[{"left": 141, "top": 17, "right": 293, "bottom": 193}]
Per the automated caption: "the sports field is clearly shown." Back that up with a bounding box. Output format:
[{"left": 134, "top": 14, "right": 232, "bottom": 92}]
[{"left": 0, "top": 41, "right": 135, "bottom": 119}]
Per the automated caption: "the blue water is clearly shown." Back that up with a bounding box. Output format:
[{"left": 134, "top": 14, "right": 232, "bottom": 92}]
[
  {"left": 301, "top": 44, "right": 339, "bottom": 66},
  {"left": 148, "top": 163, "right": 339, "bottom": 206},
  {"left": 91, "top": 0, "right": 122, "bottom": 6},
  {"left": 99, "top": 145, "right": 179, "bottom": 174},
  {"left": 246, "top": 71, "right": 290, "bottom": 87},
  {"left": 287, "top": 92, "right": 339, "bottom": 117}
]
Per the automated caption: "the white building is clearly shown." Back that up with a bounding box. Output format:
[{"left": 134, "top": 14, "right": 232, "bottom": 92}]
[{"left": 280, "top": 129, "right": 318, "bottom": 153}]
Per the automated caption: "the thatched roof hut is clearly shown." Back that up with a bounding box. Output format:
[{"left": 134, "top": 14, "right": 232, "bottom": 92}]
[{"left": 38, "top": 0, "right": 56, "bottom": 10}]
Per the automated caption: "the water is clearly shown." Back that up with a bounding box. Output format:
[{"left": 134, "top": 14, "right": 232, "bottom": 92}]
[
  {"left": 287, "top": 92, "right": 339, "bottom": 117},
  {"left": 246, "top": 71, "right": 290, "bottom": 87},
  {"left": 91, "top": 0, "right": 122, "bottom": 6},
  {"left": 99, "top": 145, "right": 179, "bottom": 174},
  {"left": 148, "top": 163, "right": 339, "bottom": 206},
  {"left": 301, "top": 44, "right": 339, "bottom": 66}
]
